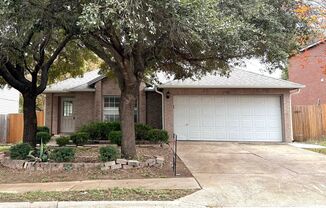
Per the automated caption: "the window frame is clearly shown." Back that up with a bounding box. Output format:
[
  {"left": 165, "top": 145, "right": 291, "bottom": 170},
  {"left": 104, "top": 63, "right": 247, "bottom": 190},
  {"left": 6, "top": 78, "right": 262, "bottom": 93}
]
[{"left": 103, "top": 95, "right": 139, "bottom": 122}]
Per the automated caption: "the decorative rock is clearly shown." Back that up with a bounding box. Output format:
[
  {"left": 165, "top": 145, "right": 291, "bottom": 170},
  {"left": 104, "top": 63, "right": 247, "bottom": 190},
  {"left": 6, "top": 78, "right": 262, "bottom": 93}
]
[
  {"left": 25, "top": 162, "right": 36, "bottom": 171},
  {"left": 154, "top": 163, "right": 163, "bottom": 168},
  {"left": 155, "top": 156, "right": 164, "bottom": 164},
  {"left": 101, "top": 166, "right": 110, "bottom": 171},
  {"left": 146, "top": 158, "right": 156, "bottom": 167},
  {"left": 110, "top": 163, "right": 122, "bottom": 170},
  {"left": 104, "top": 161, "right": 116, "bottom": 167},
  {"left": 116, "top": 159, "right": 128, "bottom": 165},
  {"left": 1, "top": 156, "right": 160, "bottom": 172},
  {"left": 0, "top": 153, "right": 5, "bottom": 160},
  {"left": 127, "top": 160, "right": 140, "bottom": 167},
  {"left": 122, "top": 164, "right": 133, "bottom": 169}
]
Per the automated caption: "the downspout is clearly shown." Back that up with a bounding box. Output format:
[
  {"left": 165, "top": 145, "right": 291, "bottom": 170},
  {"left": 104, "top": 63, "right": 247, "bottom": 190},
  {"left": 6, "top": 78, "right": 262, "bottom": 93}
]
[
  {"left": 289, "top": 89, "right": 301, "bottom": 142},
  {"left": 154, "top": 86, "right": 165, "bottom": 129}
]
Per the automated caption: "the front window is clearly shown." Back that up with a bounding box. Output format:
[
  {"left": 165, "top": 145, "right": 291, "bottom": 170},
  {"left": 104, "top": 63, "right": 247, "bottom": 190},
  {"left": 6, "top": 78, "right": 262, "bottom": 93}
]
[
  {"left": 103, "top": 96, "right": 138, "bottom": 122},
  {"left": 103, "top": 96, "right": 120, "bottom": 121}
]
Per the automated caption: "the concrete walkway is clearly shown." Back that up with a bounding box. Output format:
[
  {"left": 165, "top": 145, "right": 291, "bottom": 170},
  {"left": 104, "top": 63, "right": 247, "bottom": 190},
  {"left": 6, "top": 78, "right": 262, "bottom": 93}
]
[
  {"left": 0, "top": 177, "right": 200, "bottom": 194},
  {"left": 176, "top": 142, "right": 326, "bottom": 207}
]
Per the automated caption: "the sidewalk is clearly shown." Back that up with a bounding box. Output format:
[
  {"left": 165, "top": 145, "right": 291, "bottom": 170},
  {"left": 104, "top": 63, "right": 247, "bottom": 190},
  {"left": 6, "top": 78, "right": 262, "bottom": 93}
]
[
  {"left": 0, "top": 177, "right": 200, "bottom": 194},
  {"left": 0, "top": 200, "right": 207, "bottom": 208}
]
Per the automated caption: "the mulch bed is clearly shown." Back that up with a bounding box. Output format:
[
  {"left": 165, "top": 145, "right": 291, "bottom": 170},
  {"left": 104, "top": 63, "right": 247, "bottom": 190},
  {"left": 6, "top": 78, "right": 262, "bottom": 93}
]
[{"left": 0, "top": 144, "right": 192, "bottom": 184}]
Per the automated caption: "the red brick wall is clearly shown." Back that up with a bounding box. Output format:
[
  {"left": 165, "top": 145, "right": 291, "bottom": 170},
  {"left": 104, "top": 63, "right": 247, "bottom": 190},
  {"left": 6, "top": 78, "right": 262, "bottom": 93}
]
[
  {"left": 45, "top": 77, "right": 147, "bottom": 135},
  {"left": 289, "top": 42, "right": 326, "bottom": 105}
]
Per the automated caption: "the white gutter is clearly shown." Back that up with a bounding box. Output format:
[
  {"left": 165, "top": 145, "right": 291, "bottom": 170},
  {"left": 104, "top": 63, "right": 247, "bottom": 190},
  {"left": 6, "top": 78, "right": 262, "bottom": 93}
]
[
  {"left": 154, "top": 86, "right": 165, "bottom": 129},
  {"left": 289, "top": 89, "right": 301, "bottom": 142}
]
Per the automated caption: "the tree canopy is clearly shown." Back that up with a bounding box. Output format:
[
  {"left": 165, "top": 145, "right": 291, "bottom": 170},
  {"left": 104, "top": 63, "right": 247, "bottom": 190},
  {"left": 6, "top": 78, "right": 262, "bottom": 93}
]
[
  {"left": 75, "top": 0, "right": 309, "bottom": 157},
  {"left": 0, "top": 0, "right": 97, "bottom": 144},
  {"left": 78, "top": 0, "right": 307, "bottom": 79}
]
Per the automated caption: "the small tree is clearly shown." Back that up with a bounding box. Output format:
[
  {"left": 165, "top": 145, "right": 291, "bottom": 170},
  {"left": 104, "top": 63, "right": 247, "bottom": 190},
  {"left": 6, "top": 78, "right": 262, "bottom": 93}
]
[
  {"left": 0, "top": 1, "right": 95, "bottom": 145},
  {"left": 77, "top": 0, "right": 308, "bottom": 158}
]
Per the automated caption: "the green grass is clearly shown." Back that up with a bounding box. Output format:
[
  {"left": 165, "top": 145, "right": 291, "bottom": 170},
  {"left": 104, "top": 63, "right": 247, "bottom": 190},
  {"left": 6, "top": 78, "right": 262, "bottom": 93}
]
[
  {"left": 304, "top": 138, "right": 326, "bottom": 147},
  {"left": 309, "top": 148, "right": 326, "bottom": 155},
  {"left": 0, "top": 188, "right": 196, "bottom": 202},
  {"left": 0, "top": 146, "right": 10, "bottom": 153}
]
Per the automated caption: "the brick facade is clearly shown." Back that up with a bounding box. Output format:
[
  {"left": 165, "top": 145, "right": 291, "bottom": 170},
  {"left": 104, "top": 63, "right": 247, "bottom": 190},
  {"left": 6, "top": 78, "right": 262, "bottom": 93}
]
[
  {"left": 45, "top": 77, "right": 146, "bottom": 135},
  {"left": 162, "top": 88, "right": 293, "bottom": 142},
  {"left": 289, "top": 42, "right": 326, "bottom": 105},
  {"left": 146, "top": 91, "right": 162, "bottom": 129}
]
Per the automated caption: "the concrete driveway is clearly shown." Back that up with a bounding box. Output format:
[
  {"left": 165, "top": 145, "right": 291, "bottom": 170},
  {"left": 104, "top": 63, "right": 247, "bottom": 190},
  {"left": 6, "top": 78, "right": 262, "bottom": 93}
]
[{"left": 176, "top": 142, "right": 326, "bottom": 207}]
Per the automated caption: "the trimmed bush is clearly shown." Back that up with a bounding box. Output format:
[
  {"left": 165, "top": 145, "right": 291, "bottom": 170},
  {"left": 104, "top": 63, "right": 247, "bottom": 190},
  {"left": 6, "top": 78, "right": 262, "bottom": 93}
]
[
  {"left": 79, "top": 122, "right": 121, "bottom": 140},
  {"left": 147, "top": 129, "right": 169, "bottom": 143},
  {"left": 37, "top": 126, "right": 50, "bottom": 134},
  {"left": 99, "top": 146, "right": 119, "bottom": 162},
  {"left": 135, "top": 124, "right": 152, "bottom": 140},
  {"left": 71, "top": 132, "right": 89, "bottom": 146},
  {"left": 109, "top": 131, "right": 122, "bottom": 146},
  {"left": 10, "top": 143, "right": 32, "bottom": 160},
  {"left": 36, "top": 132, "right": 51, "bottom": 144},
  {"left": 56, "top": 137, "right": 70, "bottom": 147},
  {"left": 49, "top": 147, "right": 75, "bottom": 162}
]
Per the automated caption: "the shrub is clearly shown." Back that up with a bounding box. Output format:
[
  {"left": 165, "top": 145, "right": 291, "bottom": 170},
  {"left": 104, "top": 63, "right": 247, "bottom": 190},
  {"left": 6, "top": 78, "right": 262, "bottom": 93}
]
[
  {"left": 135, "top": 124, "right": 152, "bottom": 140},
  {"left": 49, "top": 147, "right": 75, "bottom": 162},
  {"left": 37, "top": 126, "right": 50, "bottom": 134},
  {"left": 146, "top": 129, "right": 169, "bottom": 143},
  {"left": 56, "top": 137, "right": 70, "bottom": 147},
  {"left": 99, "top": 146, "right": 119, "bottom": 162},
  {"left": 71, "top": 132, "right": 89, "bottom": 146},
  {"left": 36, "top": 132, "right": 51, "bottom": 144},
  {"left": 10, "top": 143, "right": 32, "bottom": 160},
  {"left": 79, "top": 122, "right": 121, "bottom": 140},
  {"left": 109, "top": 131, "right": 122, "bottom": 146}
]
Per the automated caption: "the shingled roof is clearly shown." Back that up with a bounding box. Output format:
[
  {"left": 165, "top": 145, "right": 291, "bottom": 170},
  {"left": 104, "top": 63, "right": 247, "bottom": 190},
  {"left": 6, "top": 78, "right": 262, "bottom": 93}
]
[{"left": 158, "top": 69, "right": 304, "bottom": 89}]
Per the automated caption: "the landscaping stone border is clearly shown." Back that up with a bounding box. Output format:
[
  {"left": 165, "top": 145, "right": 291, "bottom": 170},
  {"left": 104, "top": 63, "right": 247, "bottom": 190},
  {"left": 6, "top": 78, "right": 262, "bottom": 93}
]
[{"left": 0, "top": 153, "right": 164, "bottom": 172}]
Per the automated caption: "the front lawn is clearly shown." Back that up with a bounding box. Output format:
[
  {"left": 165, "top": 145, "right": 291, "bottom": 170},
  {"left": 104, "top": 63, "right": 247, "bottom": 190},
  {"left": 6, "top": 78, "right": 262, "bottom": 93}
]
[
  {"left": 304, "top": 138, "right": 326, "bottom": 155},
  {"left": 0, "top": 188, "right": 196, "bottom": 202},
  {"left": 0, "top": 144, "right": 192, "bottom": 183}
]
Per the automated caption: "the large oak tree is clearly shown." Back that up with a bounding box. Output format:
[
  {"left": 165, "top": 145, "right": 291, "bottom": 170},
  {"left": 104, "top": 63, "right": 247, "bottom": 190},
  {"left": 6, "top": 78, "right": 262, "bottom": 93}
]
[
  {"left": 0, "top": 0, "right": 94, "bottom": 145},
  {"left": 77, "top": 0, "right": 308, "bottom": 158}
]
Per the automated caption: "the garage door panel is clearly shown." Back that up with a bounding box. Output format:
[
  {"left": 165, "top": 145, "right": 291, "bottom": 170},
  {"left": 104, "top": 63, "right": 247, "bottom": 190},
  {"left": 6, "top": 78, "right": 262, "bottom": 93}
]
[{"left": 173, "top": 95, "right": 282, "bottom": 142}]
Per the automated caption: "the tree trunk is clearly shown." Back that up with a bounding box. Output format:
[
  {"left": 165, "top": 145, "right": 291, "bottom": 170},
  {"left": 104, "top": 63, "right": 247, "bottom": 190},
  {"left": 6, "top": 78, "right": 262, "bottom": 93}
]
[
  {"left": 22, "top": 93, "right": 37, "bottom": 146},
  {"left": 120, "top": 81, "right": 140, "bottom": 159}
]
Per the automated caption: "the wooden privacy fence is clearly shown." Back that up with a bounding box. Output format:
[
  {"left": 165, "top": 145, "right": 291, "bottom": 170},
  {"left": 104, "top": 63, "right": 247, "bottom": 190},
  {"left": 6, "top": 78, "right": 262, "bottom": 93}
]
[
  {"left": 0, "top": 111, "right": 44, "bottom": 144},
  {"left": 292, "top": 104, "right": 326, "bottom": 141}
]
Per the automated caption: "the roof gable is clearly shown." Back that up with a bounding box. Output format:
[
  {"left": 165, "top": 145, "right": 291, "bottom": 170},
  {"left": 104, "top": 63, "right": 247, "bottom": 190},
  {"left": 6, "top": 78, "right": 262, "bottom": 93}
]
[
  {"left": 159, "top": 69, "right": 304, "bottom": 89},
  {"left": 44, "top": 70, "right": 105, "bottom": 93}
]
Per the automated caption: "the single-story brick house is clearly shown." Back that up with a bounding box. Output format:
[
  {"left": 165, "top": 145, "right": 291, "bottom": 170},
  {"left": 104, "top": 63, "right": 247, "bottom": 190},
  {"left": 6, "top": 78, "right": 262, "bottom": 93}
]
[{"left": 44, "top": 69, "right": 304, "bottom": 142}]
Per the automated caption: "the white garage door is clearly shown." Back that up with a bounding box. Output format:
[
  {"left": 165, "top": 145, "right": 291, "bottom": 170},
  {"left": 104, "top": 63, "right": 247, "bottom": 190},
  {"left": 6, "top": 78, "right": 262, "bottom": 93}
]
[{"left": 173, "top": 95, "right": 282, "bottom": 142}]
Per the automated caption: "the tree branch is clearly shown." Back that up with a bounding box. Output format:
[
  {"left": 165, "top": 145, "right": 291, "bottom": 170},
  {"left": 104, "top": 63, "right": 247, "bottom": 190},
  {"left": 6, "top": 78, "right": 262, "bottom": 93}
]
[
  {"left": 36, "top": 33, "right": 73, "bottom": 94},
  {"left": 0, "top": 64, "right": 28, "bottom": 92}
]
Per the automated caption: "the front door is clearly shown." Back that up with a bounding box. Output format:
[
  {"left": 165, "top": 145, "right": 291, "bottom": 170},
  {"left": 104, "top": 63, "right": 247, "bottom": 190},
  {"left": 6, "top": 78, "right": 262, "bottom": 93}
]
[{"left": 60, "top": 97, "right": 75, "bottom": 133}]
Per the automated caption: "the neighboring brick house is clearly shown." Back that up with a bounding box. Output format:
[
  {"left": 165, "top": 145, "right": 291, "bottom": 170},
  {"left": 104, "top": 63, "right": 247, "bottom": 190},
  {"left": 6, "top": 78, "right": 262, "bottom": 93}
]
[
  {"left": 288, "top": 40, "right": 326, "bottom": 105},
  {"left": 44, "top": 69, "right": 303, "bottom": 142}
]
